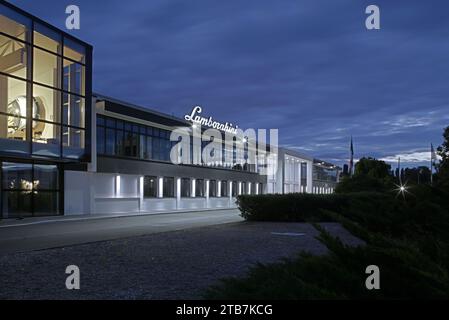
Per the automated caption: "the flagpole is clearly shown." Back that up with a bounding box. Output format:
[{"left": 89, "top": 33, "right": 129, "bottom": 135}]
[
  {"left": 398, "top": 157, "right": 401, "bottom": 185},
  {"left": 430, "top": 143, "right": 433, "bottom": 186}
]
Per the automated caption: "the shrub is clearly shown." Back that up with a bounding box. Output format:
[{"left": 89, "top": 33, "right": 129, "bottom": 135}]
[
  {"left": 207, "top": 183, "right": 449, "bottom": 299},
  {"left": 237, "top": 192, "right": 392, "bottom": 223},
  {"left": 335, "top": 175, "right": 394, "bottom": 193}
]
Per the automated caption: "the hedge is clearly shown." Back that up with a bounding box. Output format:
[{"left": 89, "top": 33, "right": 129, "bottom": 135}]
[{"left": 236, "top": 192, "right": 393, "bottom": 223}]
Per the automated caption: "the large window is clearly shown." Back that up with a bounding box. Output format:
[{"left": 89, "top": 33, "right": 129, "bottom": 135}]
[
  {"left": 0, "top": 4, "right": 90, "bottom": 160},
  {"left": 221, "top": 180, "right": 228, "bottom": 197},
  {"left": 301, "top": 163, "right": 307, "bottom": 187},
  {"left": 181, "top": 178, "right": 191, "bottom": 198},
  {"left": 97, "top": 114, "right": 175, "bottom": 162},
  {"left": 196, "top": 179, "right": 205, "bottom": 197},
  {"left": 209, "top": 180, "right": 217, "bottom": 198},
  {"left": 232, "top": 181, "right": 237, "bottom": 197},
  {"left": 241, "top": 182, "right": 247, "bottom": 195},
  {"left": 1, "top": 162, "right": 60, "bottom": 218},
  {"left": 143, "top": 176, "right": 157, "bottom": 198},
  {"left": 163, "top": 177, "right": 174, "bottom": 198}
]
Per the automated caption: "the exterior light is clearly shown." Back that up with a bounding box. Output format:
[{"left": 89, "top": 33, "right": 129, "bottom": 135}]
[{"left": 394, "top": 182, "right": 410, "bottom": 199}]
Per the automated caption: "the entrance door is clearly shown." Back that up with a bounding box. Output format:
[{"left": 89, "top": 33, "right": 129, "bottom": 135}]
[{"left": 1, "top": 162, "right": 60, "bottom": 218}]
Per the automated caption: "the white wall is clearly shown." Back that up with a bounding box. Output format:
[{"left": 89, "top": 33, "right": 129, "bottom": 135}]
[
  {"left": 65, "top": 171, "right": 237, "bottom": 216},
  {"left": 65, "top": 171, "right": 92, "bottom": 215}
]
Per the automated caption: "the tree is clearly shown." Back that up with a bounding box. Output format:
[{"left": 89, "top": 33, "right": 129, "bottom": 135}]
[
  {"left": 336, "top": 157, "right": 394, "bottom": 193},
  {"left": 403, "top": 167, "right": 431, "bottom": 185},
  {"left": 436, "top": 126, "right": 449, "bottom": 189},
  {"left": 354, "top": 157, "right": 392, "bottom": 179}
]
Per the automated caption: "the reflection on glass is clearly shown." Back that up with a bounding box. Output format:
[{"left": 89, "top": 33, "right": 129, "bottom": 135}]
[
  {"left": 63, "top": 127, "right": 85, "bottom": 159},
  {"left": 105, "top": 128, "right": 115, "bottom": 155},
  {"left": 63, "top": 94, "right": 84, "bottom": 128},
  {"left": 33, "top": 191, "right": 59, "bottom": 216},
  {"left": 163, "top": 177, "right": 174, "bottom": 198},
  {"left": 34, "top": 165, "right": 58, "bottom": 190},
  {"left": 209, "top": 180, "right": 217, "bottom": 197},
  {"left": 2, "top": 192, "right": 32, "bottom": 218},
  {"left": 63, "top": 59, "right": 85, "bottom": 96},
  {"left": 181, "top": 178, "right": 191, "bottom": 198},
  {"left": 97, "top": 126, "right": 105, "bottom": 154},
  {"left": 2, "top": 162, "right": 32, "bottom": 189},
  {"left": 196, "top": 179, "right": 205, "bottom": 197},
  {"left": 0, "top": 34, "right": 28, "bottom": 78},
  {"left": 232, "top": 181, "right": 238, "bottom": 197},
  {"left": 221, "top": 181, "right": 228, "bottom": 197},
  {"left": 1, "top": 162, "right": 60, "bottom": 218},
  {"left": 33, "top": 48, "right": 60, "bottom": 88},
  {"left": 143, "top": 176, "right": 158, "bottom": 198}
]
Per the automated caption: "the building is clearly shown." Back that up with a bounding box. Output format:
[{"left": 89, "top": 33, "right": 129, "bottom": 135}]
[
  {"left": 0, "top": 1, "right": 92, "bottom": 218},
  {"left": 0, "top": 1, "right": 339, "bottom": 219},
  {"left": 312, "top": 159, "right": 341, "bottom": 194}
]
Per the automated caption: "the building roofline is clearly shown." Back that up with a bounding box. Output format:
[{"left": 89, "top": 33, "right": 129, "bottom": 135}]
[
  {"left": 1, "top": 0, "right": 93, "bottom": 49},
  {"left": 94, "top": 92, "right": 191, "bottom": 126}
]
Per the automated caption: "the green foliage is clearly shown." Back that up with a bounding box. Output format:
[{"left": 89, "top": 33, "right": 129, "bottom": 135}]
[
  {"left": 355, "top": 157, "right": 391, "bottom": 179},
  {"left": 206, "top": 184, "right": 449, "bottom": 299},
  {"left": 237, "top": 192, "right": 393, "bottom": 223},
  {"left": 436, "top": 125, "right": 449, "bottom": 190},
  {"left": 335, "top": 175, "right": 394, "bottom": 193},
  {"left": 335, "top": 157, "right": 395, "bottom": 193}
]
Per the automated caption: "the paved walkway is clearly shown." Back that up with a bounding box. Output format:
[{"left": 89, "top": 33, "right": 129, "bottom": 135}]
[{"left": 0, "top": 209, "right": 243, "bottom": 255}]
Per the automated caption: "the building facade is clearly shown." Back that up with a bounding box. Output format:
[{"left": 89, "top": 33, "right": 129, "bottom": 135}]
[
  {"left": 1, "top": 1, "right": 339, "bottom": 219},
  {"left": 0, "top": 1, "right": 92, "bottom": 218}
]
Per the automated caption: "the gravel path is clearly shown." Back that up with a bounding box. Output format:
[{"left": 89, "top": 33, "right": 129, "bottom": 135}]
[{"left": 0, "top": 222, "right": 363, "bottom": 300}]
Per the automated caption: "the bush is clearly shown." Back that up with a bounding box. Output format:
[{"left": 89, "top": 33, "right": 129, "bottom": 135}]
[
  {"left": 237, "top": 192, "right": 392, "bottom": 223},
  {"left": 207, "top": 184, "right": 449, "bottom": 299},
  {"left": 335, "top": 175, "right": 394, "bottom": 193}
]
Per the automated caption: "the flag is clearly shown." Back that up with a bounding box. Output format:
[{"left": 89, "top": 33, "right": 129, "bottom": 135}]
[
  {"left": 431, "top": 143, "right": 437, "bottom": 185},
  {"left": 431, "top": 143, "right": 437, "bottom": 162},
  {"left": 349, "top": 136, "right": 354, "bottom": 176}
]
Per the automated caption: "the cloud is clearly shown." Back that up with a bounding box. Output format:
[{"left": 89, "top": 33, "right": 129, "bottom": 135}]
[
  {"left": 380, "top": 151, "right": 441, "bottom": 163},
  {"left": 9, "top": 0, "right": 449, "bottom": 168}
]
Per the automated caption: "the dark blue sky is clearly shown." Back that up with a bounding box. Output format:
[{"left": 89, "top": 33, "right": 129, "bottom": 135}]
[{"left": 9, "top": 0, "right": 449, "bottom": 167}]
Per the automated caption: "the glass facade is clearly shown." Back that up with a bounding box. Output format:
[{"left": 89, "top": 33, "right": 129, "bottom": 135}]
[
  {"left": 163, "top": 177, "right": 174, "bottom": 198},
  {"left": 313, "top": 165, "right": 338, "bottom": 183},
  {"left": 209, "top": 180, "right": 217, "bottom": 198},
  {"left": 232, "top": 181, "right": 237, "bottom": 197},
  {"left": 195, "top": 179, "right": 205, "bottom": 197},
  {"left": 143, "top": 176, "right": 157, "bottom": 198},
  {"left": 180, "top": 178, "right": 190, "bottom": 198},
  {"left": 0, "top": 3, "right": 91, "bottom": 160},
  {"left": 220, "top": 180, "right": 228, "bottom": 197},
  {"left": 97, "top": 114, "right": 256, "bottom": 173},
  {"left": 1, "top": 161, "right": 60, "bottom": 218},
  {"left": 0, "top": 3, "right": 91, "bottom": 218},
  {"left": 97, "top": 115, "right": 175, "bottom": 162}
]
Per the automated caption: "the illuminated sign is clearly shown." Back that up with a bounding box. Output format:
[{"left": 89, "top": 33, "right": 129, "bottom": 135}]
[{"left": 184, "top": 106, "right": 238, "bottom": 134}]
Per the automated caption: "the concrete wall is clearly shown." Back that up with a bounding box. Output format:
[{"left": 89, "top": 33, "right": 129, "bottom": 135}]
[{"left": 64, "top": 171, "right": 239, "bottom": 216}]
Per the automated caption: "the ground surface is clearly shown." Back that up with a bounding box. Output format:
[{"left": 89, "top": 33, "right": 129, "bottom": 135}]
[
  {"left": 0, "top": 214, "right": 362, "bottom": 300},
  {"left": 0, "top": 209, "right": 243, "bottom": 255}
]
